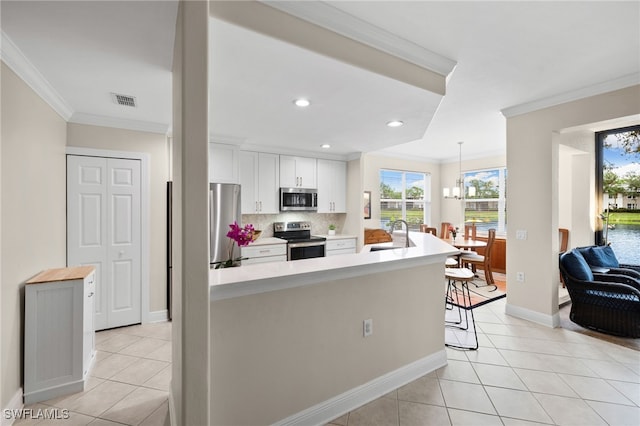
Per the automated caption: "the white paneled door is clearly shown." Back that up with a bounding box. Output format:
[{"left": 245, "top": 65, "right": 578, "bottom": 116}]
[{"left": 67, "top": 155, "right": 141, "bottom": 330}]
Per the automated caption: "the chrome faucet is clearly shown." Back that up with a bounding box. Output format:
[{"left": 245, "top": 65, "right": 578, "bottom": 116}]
[{"left": 389, "top": 220, "right": 410, "bottom": 248}]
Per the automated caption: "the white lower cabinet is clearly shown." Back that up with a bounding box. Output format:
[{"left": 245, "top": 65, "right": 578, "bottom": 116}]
[
  {"left": 325, "top": 238, "right": 357, "bottom": 256},
  {"left": 241, "top": 242, "right": 287, "bottom": 265},
  {"left": 24, "top": 266, "right": 96, "bottom": 404}
]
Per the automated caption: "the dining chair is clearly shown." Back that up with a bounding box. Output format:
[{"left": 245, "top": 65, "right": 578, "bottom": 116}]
[
  {"left": 464, "top": 225, "right": 477, "bottom": 240},
  {"left": 420, "top": 224, "right": 437, "bottom": 236},
  {"left": 440, "top": 222, "right": 452, "bottom": 239},
  {"left": 462, "top": 228, "right": 496, "bottom": 288}
]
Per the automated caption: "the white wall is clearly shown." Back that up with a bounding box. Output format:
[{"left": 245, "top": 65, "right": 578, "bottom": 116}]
[
  {"left": 210, "top": 262, "right": 445, "bottom": 425},
  {"left": 1, "top": 62, "right": 67, "bottom": 409},
  {"left": 506, "top": 85, "right": 640, "bottom": 325},
  {"left": 67, "top": 123, "right": 170, "bottom": 315}
]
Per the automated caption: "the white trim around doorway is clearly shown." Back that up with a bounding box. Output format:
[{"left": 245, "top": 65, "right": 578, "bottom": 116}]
[{"left": 66, "top": 146, "right": 151, "bottom": 325}]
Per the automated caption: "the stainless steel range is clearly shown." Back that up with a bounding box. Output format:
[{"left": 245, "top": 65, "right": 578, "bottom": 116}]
[{"left": 273, "top": 221, "right": 326, "bottom": 260}]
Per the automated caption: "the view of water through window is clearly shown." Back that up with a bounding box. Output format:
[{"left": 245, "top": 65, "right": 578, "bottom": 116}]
[{"left": 601, "top": 128, "right": 640, "bottom": 265}]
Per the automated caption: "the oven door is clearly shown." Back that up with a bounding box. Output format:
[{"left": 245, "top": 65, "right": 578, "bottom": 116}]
[{"left": 288, "top": 241, "right": 325, "bottom": 261}]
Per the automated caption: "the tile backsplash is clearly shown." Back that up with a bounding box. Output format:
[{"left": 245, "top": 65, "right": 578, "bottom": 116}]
[{"left": 242, "top": 213, "right": 346, "bottom": 237}]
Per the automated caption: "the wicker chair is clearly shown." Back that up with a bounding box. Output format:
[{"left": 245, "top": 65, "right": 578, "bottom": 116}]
[
  {"left": 576, "top": 245, "right": 640, "bottom": 278},
  {"left": 559, "top": 249, "right": 640, "bottom": 338}
]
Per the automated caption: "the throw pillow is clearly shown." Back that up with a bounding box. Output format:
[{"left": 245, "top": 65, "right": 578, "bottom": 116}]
[
  {"left": 584, "top": 245, "right": 620, "bottom": 268},
  {"left": 561, "top": 250, "right": 594, "bottom": 281}
]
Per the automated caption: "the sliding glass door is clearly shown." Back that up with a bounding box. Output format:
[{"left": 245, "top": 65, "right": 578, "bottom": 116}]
[{"left": 596, "top": 125, "right": 640, "bottom": 266}]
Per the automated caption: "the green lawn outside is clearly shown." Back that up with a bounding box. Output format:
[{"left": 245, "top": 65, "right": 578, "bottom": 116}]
[{"left": 607, "top": 212, "right": 640, "bottom": 225}]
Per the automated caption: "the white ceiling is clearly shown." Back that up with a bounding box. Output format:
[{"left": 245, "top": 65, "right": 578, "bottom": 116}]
[{"left": 2, "top": 1, "right": 639, "bottom": 161}]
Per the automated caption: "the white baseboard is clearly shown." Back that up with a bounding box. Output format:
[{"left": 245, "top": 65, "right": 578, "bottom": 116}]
[
  {"left": 273, "top": 350, "right": 448, "bottom": 426},
  {"left": 148, "top": 310, "right": 169, "bottom": 323},
  {"left": 506, "top": 303, "right": 560, "bottom": 328},
  {"left": 2, "top": 388, "right": 24, "bottom": 426}
]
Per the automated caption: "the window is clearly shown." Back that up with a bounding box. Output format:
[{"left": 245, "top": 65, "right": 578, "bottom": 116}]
[
  {"left": 379, "top": 170, "right": 430, "bottom": 231},
  {"left": 596, "top": 125, "right": 640, "bottom": 265},
  {"left": 463, "top": 168, "right": 507, "bottom": 233}
]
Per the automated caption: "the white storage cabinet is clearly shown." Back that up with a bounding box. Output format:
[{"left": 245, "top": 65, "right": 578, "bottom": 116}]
[
  {"left": 24, "top": 266, "right": 96, "bottom": 404},
  {"left": 325, "top": 237, "right": 357, "bottom": 256},
  {"left": 280, "top": 155, "right": 317, "bottom": 188},
  {"left": 317, "top": 159, "right": 347, "bottom": 213},
  {"left": 239, "top": 151, "right": 280, "bottom": 214},
  {"left": 241, "top": 241, "right": 287, "bottom": 265},
  {"left": 209, "top": 143, "right": 239, "bottom": 183}
]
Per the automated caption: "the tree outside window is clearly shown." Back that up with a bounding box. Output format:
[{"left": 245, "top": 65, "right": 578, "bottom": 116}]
[
  {"left": 379, "top": 170, "right": 430, "bottom": 231},
  {"left": 464, "top": 168, "right": 507, "bottom": 233},
  {"left": 598, "top": 127, "right": 640, "bottom": 265}
]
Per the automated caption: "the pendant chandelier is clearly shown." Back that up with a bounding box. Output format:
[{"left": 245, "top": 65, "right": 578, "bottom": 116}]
[{"left": 443, "top": 141, "right": 475, "bottom": 200}]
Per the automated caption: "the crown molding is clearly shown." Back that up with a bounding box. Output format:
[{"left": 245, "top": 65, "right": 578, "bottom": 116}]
[
  {"left": 261, "top": 1, "right": 456, "bottom": 77},
  {"left": 501, "top": 73, "right": 640, "bottom": 118},
  {"left": 69, "top": 112, "right": 170, "bottom": 135},
  {"left": 1, "top": 31, "right": 74, "bottom": 120}
]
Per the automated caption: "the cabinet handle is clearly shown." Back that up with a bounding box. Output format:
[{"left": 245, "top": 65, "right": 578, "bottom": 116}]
[
  {"left": 88, "top": 292, "right": 94, "bottom": 298},
  {"left": 255, "top": 201, "right": 258, "bottom": 212},
  {"left": 259, "top": 201, "right": 262, "bottom": 212}
]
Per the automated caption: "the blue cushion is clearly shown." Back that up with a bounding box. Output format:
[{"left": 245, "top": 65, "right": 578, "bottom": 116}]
[
  {"left": 583, "top": 246, "right": 620, "bottom": 268},
  {"left": 561, "top": 250, "right": 594, "bottom": 281}
]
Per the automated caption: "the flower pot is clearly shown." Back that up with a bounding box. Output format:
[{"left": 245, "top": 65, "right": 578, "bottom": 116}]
[{"left": 328, "top": 229, "right": 336, "bottom": 236}]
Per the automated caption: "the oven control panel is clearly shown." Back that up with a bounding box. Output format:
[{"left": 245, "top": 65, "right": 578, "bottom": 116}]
[{"left": 274, "top": 221, "right": 312, "bottom": 232}]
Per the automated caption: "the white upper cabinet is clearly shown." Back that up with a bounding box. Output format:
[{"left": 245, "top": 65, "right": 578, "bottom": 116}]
[
  {"left": 279, "top": 155, "right": 317, "bottom": 188},
  {"left": 239, "top": 151, "right": 279, "bottom": 214},
  {"left": 317, "top": 159, "right": 347, "bottom": 213},
  {"left": 209, "top": 143, "right": 239, "bottom": 183}
]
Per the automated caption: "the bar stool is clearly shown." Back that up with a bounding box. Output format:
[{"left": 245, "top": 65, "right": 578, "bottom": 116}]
[{"left": 444, "top": 267, "right": 478, "bottom": 350}]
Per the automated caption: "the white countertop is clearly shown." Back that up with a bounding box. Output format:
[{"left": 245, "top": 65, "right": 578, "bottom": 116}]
[
  {"left": 314, "top": 234, "right": 358, "bottom": 240},
  {"left": 210, "top": 232, "right": 458, "bottom": 301}
]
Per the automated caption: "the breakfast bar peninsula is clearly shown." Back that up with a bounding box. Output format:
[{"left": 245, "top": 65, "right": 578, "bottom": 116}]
[{"left": 209, "top": 232, "right": 458, "bottom": 425}]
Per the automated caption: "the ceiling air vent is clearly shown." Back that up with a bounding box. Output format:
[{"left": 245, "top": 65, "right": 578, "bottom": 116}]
[{"left": 111, "top": 93, "right": 137, "bottom": 107}]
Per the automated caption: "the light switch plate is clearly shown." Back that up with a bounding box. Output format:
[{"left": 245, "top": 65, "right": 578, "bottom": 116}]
[{"left": 516, "top": 230, "right": 528, "bottom": 240}]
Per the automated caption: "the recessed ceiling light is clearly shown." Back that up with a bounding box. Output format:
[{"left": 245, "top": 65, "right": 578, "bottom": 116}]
[
  {"left": 294, "top": 98, "right": 310, "bottom": 107},
  {"left": 386, "top": 120, "right": 404, "bottom": 128},
  {"left": 321, "top": 144, "right": 331, "bottom": 149}
]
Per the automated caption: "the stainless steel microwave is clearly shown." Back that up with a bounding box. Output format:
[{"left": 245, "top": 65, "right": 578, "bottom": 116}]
[{"left": 279, "top": 188, "right": 318, "bottom": 211}]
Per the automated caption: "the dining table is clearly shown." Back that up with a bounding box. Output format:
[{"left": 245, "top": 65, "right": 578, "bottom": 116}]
[
  {"left": 442, "top": 238, "right": 487, "bottom": 268},
  {"left": 448, "top": 239, "right": 487, "bottom": 251}
]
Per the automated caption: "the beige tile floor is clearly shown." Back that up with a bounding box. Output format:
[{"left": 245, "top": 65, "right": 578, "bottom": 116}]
[
  {"left": 17, "top": 298, "right": 640, "bottom": 426},
  {"left": 16, "top": 322, "right": 171, "bottom": 426},
  {"left": 328, "top": 298, "right": 640, "bottom": 426}
]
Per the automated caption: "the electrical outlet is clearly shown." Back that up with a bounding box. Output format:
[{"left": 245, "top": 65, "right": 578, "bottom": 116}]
[
  {"left": 363, "top": 319, "right": 373, "bottom": 337},
  {"left": 516, "top": 272, "right": 525, "bottom": 282},
  {"left": 516, "top": 230, "right": 528, "bottom": 240}
]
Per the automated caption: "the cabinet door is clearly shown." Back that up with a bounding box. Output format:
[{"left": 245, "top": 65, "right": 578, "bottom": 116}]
[
  {"left": 279, "top": 155, "right": 298, "bottom": 187},
  {"left": 209, "top": 143, "right": 239, "bottom": 183},
  {"left": 257, "top": 153, "right": 279, "bottom": 214},
  {"left": 317, "top": 160, "right": 347, "bottom": 213},
  {"left": 331, "top": 160, "right": 347, "bottom": 213},
  {"left": 239, "top": 152, "right": 258, "bottom": 214},
  {"left": 296, "top": 157, "right": 317, "bottom": 188},
  {"left": 317, "top": 160, "right": 333, "bottom": 213}
]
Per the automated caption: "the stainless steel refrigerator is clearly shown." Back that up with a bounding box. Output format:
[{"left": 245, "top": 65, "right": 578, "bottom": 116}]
[{"left": 209, "top": 183, "right": 241, "bottom": 267}]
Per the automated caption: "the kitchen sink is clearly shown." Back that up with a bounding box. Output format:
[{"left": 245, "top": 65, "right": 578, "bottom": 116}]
[{"left": 369, "top": 246, "right": 399, "bottom": 252}]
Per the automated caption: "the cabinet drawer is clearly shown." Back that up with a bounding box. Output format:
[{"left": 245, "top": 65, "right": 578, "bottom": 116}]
[
  {"left": 326, "top": 238, "right": 356, "bottom": 251},
  {"left": 326, "top": 248, "right": 356, "bottom": 256},
  {"left": 242, "top": 244, "right": 287, "bottom": 258}
]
